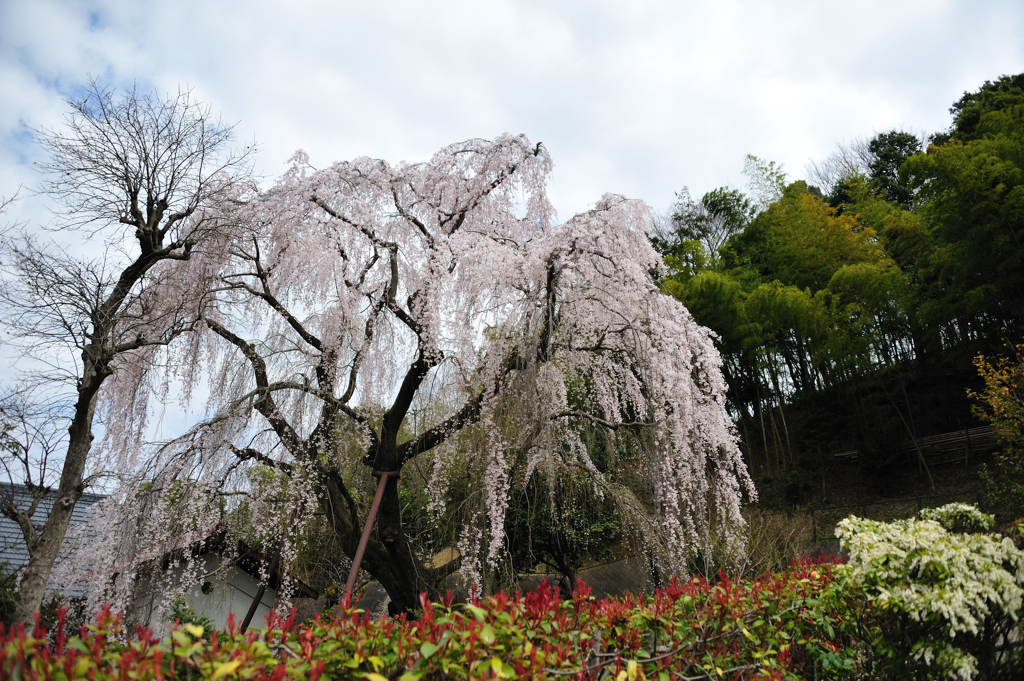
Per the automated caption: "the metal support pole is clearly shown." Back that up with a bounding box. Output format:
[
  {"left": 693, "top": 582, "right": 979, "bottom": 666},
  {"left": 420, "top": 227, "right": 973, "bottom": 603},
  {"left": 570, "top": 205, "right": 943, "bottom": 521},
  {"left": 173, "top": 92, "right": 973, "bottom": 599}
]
[{"left": 343, "top": 470, "right": 401, "bottom": 603}]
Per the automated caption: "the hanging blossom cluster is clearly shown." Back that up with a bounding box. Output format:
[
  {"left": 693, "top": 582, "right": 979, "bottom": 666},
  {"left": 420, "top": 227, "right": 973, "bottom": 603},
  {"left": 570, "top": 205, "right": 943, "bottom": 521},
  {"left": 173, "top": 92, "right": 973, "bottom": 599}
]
[
  {"left": 56, "top": 446, "right": 318, "bottom": 621},
  {"left": 453, "top": 192, "right": 758, "bottom": 578},
  {"left": 73, "top": 133, "right": 754, "bottom": 610}
]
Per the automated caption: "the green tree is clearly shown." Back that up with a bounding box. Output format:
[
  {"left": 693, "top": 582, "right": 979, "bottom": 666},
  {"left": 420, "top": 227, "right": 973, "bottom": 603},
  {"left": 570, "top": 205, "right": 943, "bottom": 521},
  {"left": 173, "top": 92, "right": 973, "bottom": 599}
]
[
  {"left": 664, "top": 271, "right": 762, "bottom": 417},
  {"left": 727, "top": 182, "right": 886, "bottom": 294},
  {"left": 904, "top": 110, "right": 1024, "bottom": 346},
  {"left": 654, "top": 186, "right": 753, "bottom": 275},
  {"left": 934, "top": 72, "right": 1024, "bottom": 144},
  {"left": 662, "top": 178, "right": 925, "bottom": 477},
  {"left": 867, "top": 130, "right": 922, "bottom": 208}
]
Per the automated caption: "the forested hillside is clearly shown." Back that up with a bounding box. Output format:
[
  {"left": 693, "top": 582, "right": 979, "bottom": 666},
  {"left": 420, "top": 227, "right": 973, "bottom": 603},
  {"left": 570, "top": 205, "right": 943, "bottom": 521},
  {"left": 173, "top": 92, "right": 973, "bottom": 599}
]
[{"left": 655, "top": 74, "right": 1024, "bottom": 498}]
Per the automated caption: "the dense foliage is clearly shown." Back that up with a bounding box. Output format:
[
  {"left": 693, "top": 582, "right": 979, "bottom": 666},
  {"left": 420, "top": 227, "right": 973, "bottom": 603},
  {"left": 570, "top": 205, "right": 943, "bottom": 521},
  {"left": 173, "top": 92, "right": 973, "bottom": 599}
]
[
  {"left": 833, "top": 503, "right": 1024, "bottom": 680},
  {"left": 656, "top": 72, "right": 1024, "bottom": 483},
  {"left": 7, "top": 504, "right": 1024, "bottom": 680}
]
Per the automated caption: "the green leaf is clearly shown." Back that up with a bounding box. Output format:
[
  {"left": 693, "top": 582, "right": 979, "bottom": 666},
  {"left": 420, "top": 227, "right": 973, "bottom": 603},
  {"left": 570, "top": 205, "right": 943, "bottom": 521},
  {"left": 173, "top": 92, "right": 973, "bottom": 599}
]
[
  {"left": 420, "top": 641, "right": 442, "bottom": 659},
  {"left": 479, "top": 624, "right": 495, "bottom": 645},
  {"left": 465, "top": 604, "right": 487, "bottom": 622},
  {"left": 67, "top": 639, "right": 90, "bottom": 654}
]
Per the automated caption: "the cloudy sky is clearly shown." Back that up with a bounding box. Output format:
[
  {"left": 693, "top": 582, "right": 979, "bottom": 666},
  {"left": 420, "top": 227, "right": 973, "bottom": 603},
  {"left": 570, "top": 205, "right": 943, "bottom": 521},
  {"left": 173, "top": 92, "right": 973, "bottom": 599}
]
[{"left": 2, "top": 0, "right": 1023, "bottom": 222}]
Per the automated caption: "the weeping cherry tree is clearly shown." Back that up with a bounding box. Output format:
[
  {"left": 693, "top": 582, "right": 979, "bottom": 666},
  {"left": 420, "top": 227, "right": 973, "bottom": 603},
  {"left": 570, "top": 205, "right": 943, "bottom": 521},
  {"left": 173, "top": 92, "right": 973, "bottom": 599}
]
[{"left": 84, "top": 134, "right": 753, "bottom": 615}]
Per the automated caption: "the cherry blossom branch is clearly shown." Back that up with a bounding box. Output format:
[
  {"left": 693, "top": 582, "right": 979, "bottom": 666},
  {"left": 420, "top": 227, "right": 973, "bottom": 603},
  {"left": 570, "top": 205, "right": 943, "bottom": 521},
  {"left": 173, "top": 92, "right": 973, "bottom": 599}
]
[
  {"left": 438, "top": 141, "right": 545, "bottom": 236},
  {"left": 226, "top": 380, "right": 369, "bottom": 429},
  {"left": 340, "top": 296, "right": 387, "bottom": 406},
  {"left": 390, "top": 185, "right": 434, "bottom": 247},
  {"left": 228, "top": 445, "right": 293, "bottom": 474},
  {"left": 346, "top": 248, "right": 380, "bottom": 289},
  {"left": 218, "top": 240, "right": 325, "bottom": 352},
  {"left": 109, "top": 325, "right": 196, "bottom": 353},
  {"left": 310, "top": 195, "right": 397, "bottom": 250},
  {"left": 551, "top": 411, "right": 653, "bottom": 430}
]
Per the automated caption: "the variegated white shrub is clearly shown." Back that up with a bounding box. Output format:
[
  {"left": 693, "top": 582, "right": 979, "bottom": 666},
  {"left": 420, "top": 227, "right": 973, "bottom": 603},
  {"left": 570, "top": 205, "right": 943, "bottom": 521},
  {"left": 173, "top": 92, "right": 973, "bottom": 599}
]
[{"left": 836, "top": 504, "right": 1024, "bottom": 680}]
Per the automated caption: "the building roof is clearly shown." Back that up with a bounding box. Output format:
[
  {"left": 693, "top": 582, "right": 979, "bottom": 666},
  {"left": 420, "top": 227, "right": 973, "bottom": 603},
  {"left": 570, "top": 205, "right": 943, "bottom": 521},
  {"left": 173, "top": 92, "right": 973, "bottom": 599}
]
[{"left": 0, "top": 483, "right": 106, "bottom": 575}]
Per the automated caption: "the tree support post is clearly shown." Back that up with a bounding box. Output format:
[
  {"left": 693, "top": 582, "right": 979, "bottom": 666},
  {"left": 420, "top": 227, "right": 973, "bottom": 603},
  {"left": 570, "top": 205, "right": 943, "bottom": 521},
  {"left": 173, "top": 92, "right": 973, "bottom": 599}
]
[
  {"left": 344, "top": 470, "right": 401, "bottom": 602},
  {"left": 240, "top": 551, "right": 280, "bottom": 633}
]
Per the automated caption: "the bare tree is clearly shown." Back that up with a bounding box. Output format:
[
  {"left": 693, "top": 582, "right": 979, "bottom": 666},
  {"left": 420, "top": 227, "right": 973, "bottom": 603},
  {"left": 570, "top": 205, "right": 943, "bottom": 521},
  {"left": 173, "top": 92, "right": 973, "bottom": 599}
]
[
  {"left": 0, "top": 82, "right": 253, "bottom": 623},
  {"left": 804, "top": 137, "right": 874, "bottom": 198}
]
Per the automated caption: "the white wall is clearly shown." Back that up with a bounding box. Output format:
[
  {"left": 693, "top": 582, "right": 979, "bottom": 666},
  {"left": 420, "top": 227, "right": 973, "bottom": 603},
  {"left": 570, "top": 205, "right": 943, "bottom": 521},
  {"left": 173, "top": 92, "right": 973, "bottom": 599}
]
[{"left": 132, "top": 552, "right": 277, "bottom": 635}]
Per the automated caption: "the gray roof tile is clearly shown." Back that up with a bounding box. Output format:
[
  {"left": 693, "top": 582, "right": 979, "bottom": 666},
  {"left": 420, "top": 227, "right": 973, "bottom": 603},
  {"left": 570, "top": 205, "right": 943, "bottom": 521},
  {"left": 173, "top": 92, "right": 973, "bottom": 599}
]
[{"left": 0, "top": 483, "right": 105, "bottom": 575}]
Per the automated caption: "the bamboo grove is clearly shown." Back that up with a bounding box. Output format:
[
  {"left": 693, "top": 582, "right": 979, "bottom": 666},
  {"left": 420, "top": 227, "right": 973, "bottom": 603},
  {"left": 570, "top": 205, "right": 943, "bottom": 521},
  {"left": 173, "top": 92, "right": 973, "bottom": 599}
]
[{"left": 655, "top": 74, "right": 1024, "bottom": 476}]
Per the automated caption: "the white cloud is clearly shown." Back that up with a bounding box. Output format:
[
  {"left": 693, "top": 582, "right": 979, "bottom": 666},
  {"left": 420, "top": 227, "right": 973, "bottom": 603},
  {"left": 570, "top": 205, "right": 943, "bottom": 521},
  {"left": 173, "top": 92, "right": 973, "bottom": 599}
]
[
  {"left": 1, "top": 0, "right": 1022, "bottom": 220},
  {"left": 0, "top": 0, "right": 1020, "bottom": 449}
]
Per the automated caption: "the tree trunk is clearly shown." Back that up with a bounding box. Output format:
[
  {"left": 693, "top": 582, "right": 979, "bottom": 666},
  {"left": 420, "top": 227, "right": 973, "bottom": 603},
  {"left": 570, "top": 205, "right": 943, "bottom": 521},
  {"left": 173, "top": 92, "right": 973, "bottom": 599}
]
[
  {"left": 320, "top": 467, "right": 436, "bottom": 616},
  {"left": 14, "top": 365, "right": 103, "bottom": 624}
]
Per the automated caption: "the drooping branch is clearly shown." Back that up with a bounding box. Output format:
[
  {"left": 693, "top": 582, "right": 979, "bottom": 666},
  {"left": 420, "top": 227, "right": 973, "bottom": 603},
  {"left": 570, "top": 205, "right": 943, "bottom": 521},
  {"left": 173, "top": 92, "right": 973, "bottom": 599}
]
[
  {"left": 438, "top": 141, "right": 546, "bottom": 236},
  {"left": 390, "top": 185, "right": 434, "bottom": 248},
  {"left": 340, "top": 295, "right": 387, "bottom": 407},
  {"left": 228, "top": 445, "right": 294, "bottom": 475},
  {"left": 203, "top": 318, "right": 308, "bottom": 457},
  {"left": 250, "top": 239, "right": 325, "bottom": 352},
  {"left": 346, "top": 249, "right": 380, "bottom": 290},
  {"left": 551, "top": 411, "right": 653, "bottom": 431},
  {"left": 311, "top": 195, "right": 397, "bottom": 251},
  {"left": 226, "top": 379, "right": 374, "bottom": 440}
]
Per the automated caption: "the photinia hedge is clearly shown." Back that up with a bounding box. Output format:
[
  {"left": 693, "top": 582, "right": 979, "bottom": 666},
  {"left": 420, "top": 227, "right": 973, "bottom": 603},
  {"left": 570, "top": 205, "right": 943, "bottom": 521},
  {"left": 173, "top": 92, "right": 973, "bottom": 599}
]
[{"left": 0, "top": 559, "right": 855, "bottom": 681}]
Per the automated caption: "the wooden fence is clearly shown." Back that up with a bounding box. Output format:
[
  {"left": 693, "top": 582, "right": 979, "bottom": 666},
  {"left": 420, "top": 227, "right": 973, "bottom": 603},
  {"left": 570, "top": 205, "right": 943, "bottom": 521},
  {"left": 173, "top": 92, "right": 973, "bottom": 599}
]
[{"left": 833, "top": 426, "right": 999, "bottom": 467}]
